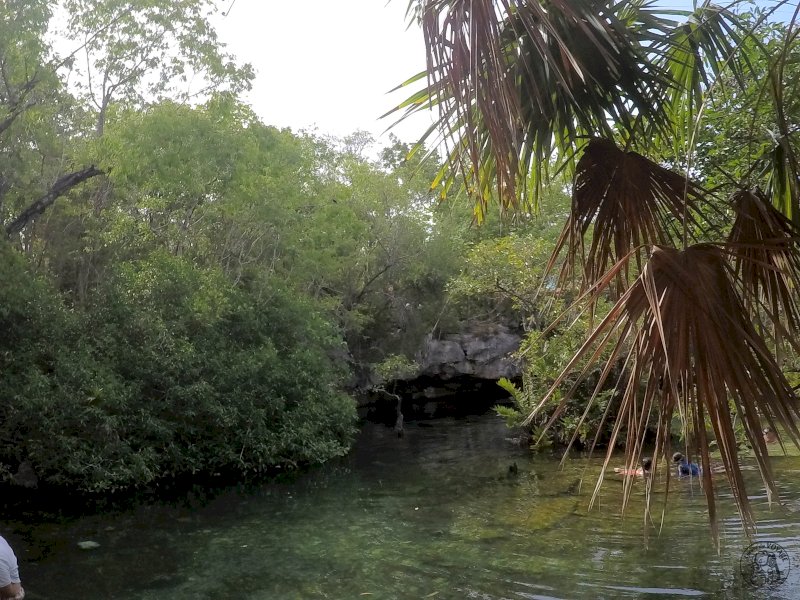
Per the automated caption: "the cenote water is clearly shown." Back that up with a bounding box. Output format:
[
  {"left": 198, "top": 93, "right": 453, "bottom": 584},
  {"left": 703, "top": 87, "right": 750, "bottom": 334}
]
[{"left": 7, "top": 412, "right": 800, "bottom": 599}]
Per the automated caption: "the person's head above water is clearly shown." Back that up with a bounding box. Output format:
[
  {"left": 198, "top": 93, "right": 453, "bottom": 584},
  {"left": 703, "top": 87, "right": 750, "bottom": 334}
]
[
  {"left": 672, "top": 451, "right": 701, "bottom": 476},
  {"left": 641, "top": 457, "right": 653, "bottom": 472},
  {"left": 763, "top": 427, "right": 778, "bottom": 444}
]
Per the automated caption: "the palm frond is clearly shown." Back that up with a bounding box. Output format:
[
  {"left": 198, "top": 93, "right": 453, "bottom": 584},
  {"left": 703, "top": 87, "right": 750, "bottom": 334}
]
[
  {"left": 754, "top": 9, "right": 800, "bottom": 225},
  {"left": 656, "top": 2, "right": 749, "bottom": 156},
  {"left": 392, "top": 0, "right": 675, "bottom": 211},
  {"left": 768, "top": 139, "right": 800, "bottom": 225},
  {"left": 526, "top": 243, "right": 800, "bottom": 541},
  {"left": 727, "top": 189, "right": 800, "bottom": 345},
  {"left": 546, "top": 138, "right": 708, "bottom": 297},
  {"left": 756, "top": 132, "right": 800, "bottom": 227}
]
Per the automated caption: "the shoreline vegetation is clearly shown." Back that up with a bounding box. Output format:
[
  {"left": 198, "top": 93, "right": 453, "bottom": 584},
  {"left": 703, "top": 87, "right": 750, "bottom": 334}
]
[{"left": 2, "top": 1, "right": 800, "bottom": 538}]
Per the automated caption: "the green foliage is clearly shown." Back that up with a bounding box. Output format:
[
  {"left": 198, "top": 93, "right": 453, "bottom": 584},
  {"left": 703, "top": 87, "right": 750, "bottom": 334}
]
[
  {"left": 275, "top": 134, "right": 465, "bottom": 363},
  {"left": 496, "top": 377, "right": 521, "bottom": 400},
  {"left": 0, "top": 1, "right": 79, "bottom": 233},
  {"left": 443, "top": 186, "right": 626, "bottom": 448},
  {"left": 515, "top": 322, "right": 619, "bottom": 449},
  {"left": 374, "top": 355, "right": 418, "bottom": 382},
  {"left": 687, "top": 16, "right": 800, "bottom": 204},
  {"left": 494, "top": 378, "right": 525, "bottom": 427},
  {"left": 0, "top": 241, "right": 132, "bottom": 489},
  {"left": 0, "top": 242, "right": 356, "bottom": 493},
  {"left": 0, "top": 0, "right": 483, "bottom": 497},
  {"left": 87, "top": 252, "right": 356, "bottom": 488},
  {"left": 64, "top": 0, "right": 253, "bottom": 133},
  {"left": 0, "top": 75, "right": 466, "bottom": 493},
  {"left": 446, "top": 188, "right": 572, "bottom": 328}
]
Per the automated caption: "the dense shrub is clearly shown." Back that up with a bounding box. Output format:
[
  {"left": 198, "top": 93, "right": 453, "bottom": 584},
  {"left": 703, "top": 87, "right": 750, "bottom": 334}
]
[{"left": 0, "top": 244, "right": 356, "bottom": 493}]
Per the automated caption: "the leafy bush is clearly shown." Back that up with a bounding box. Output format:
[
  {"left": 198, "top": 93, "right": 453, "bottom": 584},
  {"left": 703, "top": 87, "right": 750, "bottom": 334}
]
[
  {"left": 495, "top": 306, "right": 622, "bottom": 450},
  {"left": 0, "top": 245, "right": 356, "bottom": 493}
]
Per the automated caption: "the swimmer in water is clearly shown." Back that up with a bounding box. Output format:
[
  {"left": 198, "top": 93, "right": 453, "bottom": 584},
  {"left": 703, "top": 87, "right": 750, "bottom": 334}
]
[
  {"left": 614, "top": 456, "right": 653, "bottom": 477},
  {"left": 763, "top": 427, "right": 778, "bottom": 444},
  {"left": 672, "top": 452, "right": 701, "bottom": 477}
]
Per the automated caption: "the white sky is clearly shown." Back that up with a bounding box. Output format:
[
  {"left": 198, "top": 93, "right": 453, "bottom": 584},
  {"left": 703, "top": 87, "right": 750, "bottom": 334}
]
[
  {"left": 53, "top": 0, "right": 793, "bottom": 151},
  {"left": 212, "top": 0, "right": 435, "bottom": 147},
  {"left": 212, "top": 0, "right": 796, "bottom": 151}
]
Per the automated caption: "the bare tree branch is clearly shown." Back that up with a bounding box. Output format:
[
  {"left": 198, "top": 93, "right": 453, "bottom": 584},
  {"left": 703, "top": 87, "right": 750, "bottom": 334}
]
[
  {"left": 0, "top": 73, "right": 41, "bottom": 137},
  {"left": 5, "top": 166, "right": 103, "bottom": 236}
]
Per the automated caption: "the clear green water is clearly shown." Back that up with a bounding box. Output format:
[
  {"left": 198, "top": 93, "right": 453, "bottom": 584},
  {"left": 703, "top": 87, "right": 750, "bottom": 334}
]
[{"left": 8, "top": 413, "right": 800, "bottom": 599}]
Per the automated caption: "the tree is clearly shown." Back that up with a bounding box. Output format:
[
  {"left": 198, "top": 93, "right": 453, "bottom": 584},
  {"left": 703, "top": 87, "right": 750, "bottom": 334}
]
[
  {"left": 0, "top": 0, "right": 103, "bottom": 240},
  {"left": 275, "top": 133, "right": 465, "bottom": 362},
  {"left": 396, "top": 0, "right": 800, "bottom": 540},
  {"left": 0, "top": 1, "right": 51, "bottom": 138},
  {"left": 688, "top": 13, "right": 800, "bottom": 210},
  {"left": 3, "top": 0, "right": 256, "bottom": 295},
  {"left": 62, "top": 0, "right": 253, "bottom": 136},
  {"left": 3, "top": 1, "right": 485, "bottom": 496}
]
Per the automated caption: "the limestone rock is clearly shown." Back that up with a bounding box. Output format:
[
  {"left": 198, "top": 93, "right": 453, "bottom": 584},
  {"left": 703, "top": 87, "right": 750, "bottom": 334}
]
[{"left": 418, "top": 324, "right": 522, "bottom": 380}]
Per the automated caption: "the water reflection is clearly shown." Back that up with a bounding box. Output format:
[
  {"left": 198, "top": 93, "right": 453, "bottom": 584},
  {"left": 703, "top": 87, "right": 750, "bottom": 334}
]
[{"left": 9, "top": 413, "right": 800, "bottom": 599}]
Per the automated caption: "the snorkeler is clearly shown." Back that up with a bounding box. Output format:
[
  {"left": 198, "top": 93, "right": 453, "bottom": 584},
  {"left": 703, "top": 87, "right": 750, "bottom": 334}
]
[{"left": 672, "top": 452, "right": 701, "bottom": 477}]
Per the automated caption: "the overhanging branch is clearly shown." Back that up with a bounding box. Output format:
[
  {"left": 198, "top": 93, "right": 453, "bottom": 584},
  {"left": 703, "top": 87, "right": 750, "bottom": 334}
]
[{"left": 5, "top": 166, "right": 103, "bottom": 236}]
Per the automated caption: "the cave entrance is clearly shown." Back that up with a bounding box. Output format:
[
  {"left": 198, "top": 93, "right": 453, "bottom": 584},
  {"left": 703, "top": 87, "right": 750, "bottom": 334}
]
[{"left": 360, "top": 375, "right": 516, "bottom": 425}]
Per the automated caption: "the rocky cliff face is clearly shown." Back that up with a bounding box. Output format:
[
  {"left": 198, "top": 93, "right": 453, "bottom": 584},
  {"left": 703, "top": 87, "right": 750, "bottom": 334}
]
[
  {"left": 416, "top": 324, "right": 522, "bottom": 381},
  {"left": 358, "top": 323, "right": 524, "bottom": 419}
]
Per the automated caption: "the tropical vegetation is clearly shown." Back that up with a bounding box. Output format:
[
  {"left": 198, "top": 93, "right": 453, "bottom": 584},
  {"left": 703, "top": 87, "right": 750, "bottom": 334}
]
[
  {"left": 394, "top": 0, "right": 800, "bottom": 541},
  {"left": 4, "top": 0, "right": 800, "bottom": 549},
  {"left": 0, "top": 0, "right": 479, "bottom": 494}
]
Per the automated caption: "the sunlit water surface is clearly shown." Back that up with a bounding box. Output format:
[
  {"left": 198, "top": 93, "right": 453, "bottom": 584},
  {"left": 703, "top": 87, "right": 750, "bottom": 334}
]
[{"left": 8, "top": 413, "right": 800, "bottom": 599}]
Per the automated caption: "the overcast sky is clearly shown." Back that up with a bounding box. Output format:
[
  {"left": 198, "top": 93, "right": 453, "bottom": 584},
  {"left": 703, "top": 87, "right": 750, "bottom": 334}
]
[
  {"left": 211, "top": 0, "right": 798, "bottom": 148},
  {"left": 212, "top": 0, "right": 435, "bottom": 147}
]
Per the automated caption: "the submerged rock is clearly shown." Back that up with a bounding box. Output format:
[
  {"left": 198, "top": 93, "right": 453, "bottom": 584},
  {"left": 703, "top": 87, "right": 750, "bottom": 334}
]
[
  {"left": 77, "top": 541, "right": 100, "bottom": 550},
  {"left": 11, "top": 461, "right": 38, "bottom": 489}
]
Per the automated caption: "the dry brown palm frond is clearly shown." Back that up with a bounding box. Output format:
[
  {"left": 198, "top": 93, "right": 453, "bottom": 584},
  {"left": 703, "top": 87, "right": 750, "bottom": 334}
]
[
  {"left": 526, "top": 243, "right": 800, "bottom": 542},
  {"left": 545, "top": 138, "right": 708, "bottom": 298},
  {"left": 727, "top": 189, "right": 800, "bottom": 342}
]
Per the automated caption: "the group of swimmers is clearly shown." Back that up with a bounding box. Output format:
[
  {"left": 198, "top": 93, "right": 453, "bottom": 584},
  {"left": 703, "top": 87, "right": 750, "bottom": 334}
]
[
  {"left": 613, "top": 453, "right": 698, "bottom": 478},
  {"left": 614, "top": 427, "right": 780, "bottom": 478}
]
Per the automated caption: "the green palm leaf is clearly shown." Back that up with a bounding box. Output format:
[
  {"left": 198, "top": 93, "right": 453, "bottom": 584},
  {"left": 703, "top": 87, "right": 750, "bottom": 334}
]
[
  {"left": 393, "top": 0, "right": 676, "bottom": 211},
  {"left": 656, "top": 2, "right": 748, "bottom": 157}
]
